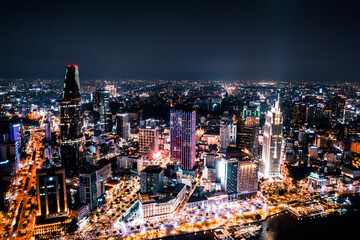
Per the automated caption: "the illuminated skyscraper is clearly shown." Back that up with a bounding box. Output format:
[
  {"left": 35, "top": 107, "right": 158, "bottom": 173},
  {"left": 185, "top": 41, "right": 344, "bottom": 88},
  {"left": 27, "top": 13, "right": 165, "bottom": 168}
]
[
  {"left": 237, "top": 160, "right": 258, "bottom": 196},
  {"left": 139, "top": 120, "right": 159, "bottom": 154},
  {"left": 116, "top": 113, "right": 130, "bottom": 139},
  {"left": 220, "top": 120, "right": 237, "bottom": 153},
  {"left": 44, "top": 119, "right": 52, "bottom": 141},
  {"left": 260, "top": 94, "right": 283, "bottom": 179},
  {"left": 170, "top": 109, "right": 196, "bottom": 170},
  {"left": 93, "top": 89, "right": 112, "bottom": 132},
  {"left": 58, "top": 65, "right": 85, "bottom": 176},
  {"left": 217, "top": 157, "right": 238, "bottom": 195},
  {"left": 140, "top": 165, "right": 164, "bottom": 194},
  {"left": 237, "top": 116, "right": 259, "bottom": 159},
  {"left": 36, "top": 167, "right": 68, "bottom": 218}
]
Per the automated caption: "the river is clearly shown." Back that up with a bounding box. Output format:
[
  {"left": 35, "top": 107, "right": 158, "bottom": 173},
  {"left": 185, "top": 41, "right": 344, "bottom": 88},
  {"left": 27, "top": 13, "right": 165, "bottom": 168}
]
[{"left": 161, "top": 193, "right": 360, "bottom": 240}]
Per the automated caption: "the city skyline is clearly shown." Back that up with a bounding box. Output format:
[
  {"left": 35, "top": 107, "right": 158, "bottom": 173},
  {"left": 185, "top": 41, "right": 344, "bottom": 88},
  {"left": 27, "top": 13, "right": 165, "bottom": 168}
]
[
  {"left": 1, "top": 1, "right": 360, "bottom": 239},
  {"left": 1, "top": 63, "right": 360, "bottom": 239}
]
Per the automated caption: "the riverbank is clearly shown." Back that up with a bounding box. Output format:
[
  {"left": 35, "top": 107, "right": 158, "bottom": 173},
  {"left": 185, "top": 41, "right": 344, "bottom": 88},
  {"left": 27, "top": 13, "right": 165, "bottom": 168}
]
[{"left": 162, "top": 193, "right": 360, "bottom": 240}]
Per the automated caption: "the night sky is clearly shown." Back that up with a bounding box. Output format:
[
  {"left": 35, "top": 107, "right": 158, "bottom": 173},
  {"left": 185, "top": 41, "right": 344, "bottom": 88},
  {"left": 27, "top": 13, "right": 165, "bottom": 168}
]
[{"left": 0, "top": 0, "right": 359, "bottom": 81}]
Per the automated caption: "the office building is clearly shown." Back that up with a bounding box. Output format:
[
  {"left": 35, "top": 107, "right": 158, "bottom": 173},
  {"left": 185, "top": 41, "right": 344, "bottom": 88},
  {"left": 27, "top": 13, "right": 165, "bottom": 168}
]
[
  {"left": 36, "top": 167, "right": 68, "bottom": 218},
  {"left": 237, "top": 116, "right": 258, "bottom": 158},
  {"left": 44, "top": 119, "right": 52, "bottom": 141},
  {"left": 220, "top": 120, "right": 237, "bottom": 153},
  {"left": 237, "top": 160, "right": 258, "bottom": 196},
  {"left": 58, "top": 65, "right": 85, "bottom": 176},
  {"left": 170, "top": 109, "right": 196, "bottom": 170},
  {"left": 93, "top": 89, "right": 112, "bottom": 132},
  {"left": 79, "top": 163, "right": 111, "bottom": 210},
  {"left": 260, "top": 94, "right": 283, "bottom": 179},
  {"left": 0, "top": 142, "right": 19, "bottom": 173},
  {"left": 141, "top": 183, "right": 186, "bottom": 221},
  {"left": 139, "top": 125, "right": 159, "bottom": 154},
  {"left": 105, "top": 84, "right": 116, "bottom": 97},
  {"left": 140, "top": 165, "right": 164, "bottom": 194},
  {"left": 242, "top": 105, "right": 260, "bottom": 120},
  {"left": 217, "top": 158, "right": 238, "bottom": 195},
  {"left": 116, "top": 113, "right": 130, "bottom": 139}
]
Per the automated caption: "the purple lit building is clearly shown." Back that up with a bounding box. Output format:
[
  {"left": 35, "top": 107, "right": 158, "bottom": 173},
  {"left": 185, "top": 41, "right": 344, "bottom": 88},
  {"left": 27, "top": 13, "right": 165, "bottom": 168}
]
[{"left": 170, "top": 110, "right": 196, "bottom": 170}]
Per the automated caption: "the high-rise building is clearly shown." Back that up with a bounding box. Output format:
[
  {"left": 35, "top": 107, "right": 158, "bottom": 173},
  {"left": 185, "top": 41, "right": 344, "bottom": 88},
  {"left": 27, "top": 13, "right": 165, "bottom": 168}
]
[
  {"left": 220, "top": 120, "right": 237, "bottom": 153},
  {"left": 44, "top": 119, "right": 52, "bottom": 141},
  {"left": 0, "top": 142, "right": 19, "bottom": 173},
  {"left": 58, "top": 65, "right": 85, "bottom": 176},
  {"left": 140, "top": 165, "right": 164, "bottom": 194},
  {"left": 93, "top": 89, "right": 112, "bottom": 132},
  {"left": 9, "top": 123, "right": 20, "bottom": 143},
  {"left": 290, "top": 102, "right": 306, "bottom": 127},
  {"left": 0, "top": 121, "right": 21, "bottom": 173},
  {"left": 237, "top": 160, "right": 258, "bottom": 196},
  {"left": 237, "top": 116, "right": 259, "bottom": 159},
  {"left": 260, "top": 94, "right": 283, "bottom": 179},
  {"left": 139, "top": 125, "right": 159, "bottom": 154},
  {"left": 10, "top": 123, "right": 21, "bottom": 170},
  {"left": 116, "top": 113, "right": 130, "bottom": 139},
  {"left": 217, "top": 157, "right": 238, "bottom": 195},
  {"left": 242, "top": 105, "right": 260, "bottom": 120},
  {"left": 79, "top": 163, "right": 111, "bottom": 210},
  {"left": 170, "top": 109, "right": 196, "bottom": 170},
  {"left": 306, "top": 105, "right": 316, "bottom": 125},
  {"left": 105, "top": 84, "right": 116, "bottom": 97},
  {"left": 36, "top": 167, "right": 68, "bottom": 218}
]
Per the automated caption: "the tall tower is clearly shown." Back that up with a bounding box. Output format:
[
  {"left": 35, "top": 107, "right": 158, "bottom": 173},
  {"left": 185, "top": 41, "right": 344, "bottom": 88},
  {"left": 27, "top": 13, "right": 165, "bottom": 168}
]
[
  {"left": 93, "top": 89, "right": 112, "bottom": 132},
  {"left": 58, "top": 65, "right": 85, "bottom": 176},
  {"left": 170, "top": 109, "right": 196, "bottom": 170},
  {"left": 44, "top": 119, "right": 52, "bottom": 141},
  {"left": 260, "top": 94, "right": 283, "bottom": 179},
  {"left": 116, "top": 113, "right": 130, "bottom": 139}
]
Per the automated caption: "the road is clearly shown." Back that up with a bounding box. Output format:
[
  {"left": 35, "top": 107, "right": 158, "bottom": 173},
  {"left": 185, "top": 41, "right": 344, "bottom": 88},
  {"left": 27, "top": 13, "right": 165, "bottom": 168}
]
[
  {"left": 0, "top": 126, "right": 45, "bottom": 240},
  {"left": 81, "top": 176, "right": 140, "bottom": 236}
]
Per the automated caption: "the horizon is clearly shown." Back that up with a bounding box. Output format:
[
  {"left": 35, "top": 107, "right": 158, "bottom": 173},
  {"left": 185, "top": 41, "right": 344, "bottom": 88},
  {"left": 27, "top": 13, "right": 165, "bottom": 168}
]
[{"left": 1, "top": 0, "right": 360, "bottom": 81}]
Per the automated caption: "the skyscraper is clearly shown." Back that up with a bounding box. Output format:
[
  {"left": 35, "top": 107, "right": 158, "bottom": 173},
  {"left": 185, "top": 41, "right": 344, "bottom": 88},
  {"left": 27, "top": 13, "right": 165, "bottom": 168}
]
[
  {"left": 139, "top": 125, "right": 159, "bottom": 154},
  {"left": 237, "top": 116, "right": 259, "bottom": 159},
  {"left": 44, "top": 119, "right": 52, "bottom": 141},
  {"left": 140, "top": 165, "right": 164, "bottom": 194},
  {"left": 219, "top": 120, "right": 237, "bottom": 153},
  {"left": 58, "top": 65, "right": 85, "bottom": 176},
  {"left": 93, "top": 89, "right": 112, "bottom": 132},
  {"left": 217, "top": 157, "right": 238, "bottom": 195},
  {"left": 237, "top": 160, "right": 258, "bottom": 196},
  {"left": 260, "top": 94, "right": 283, "bottom": 179},
  {"left": 36, "top": 167, "right": 68, "bottom": 218},
  {"left": 170, "top": 109, "right": 196, "bottom": 171},
  {"left": 116, "top": 113, "right": 130, "bottom": 139}
]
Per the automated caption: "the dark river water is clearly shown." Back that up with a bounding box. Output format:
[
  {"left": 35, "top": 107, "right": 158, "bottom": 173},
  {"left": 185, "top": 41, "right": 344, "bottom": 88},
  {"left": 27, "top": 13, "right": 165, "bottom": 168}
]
[{"left": 161, "top": 193, "right": 360, "bottom": 240}]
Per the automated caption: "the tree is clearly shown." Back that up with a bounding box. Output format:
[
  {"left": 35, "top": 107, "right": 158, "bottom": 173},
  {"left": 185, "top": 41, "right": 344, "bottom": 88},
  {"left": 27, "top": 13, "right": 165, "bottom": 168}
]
[{"left": 61, "top": 217, "right": 78, "bottom": 234}]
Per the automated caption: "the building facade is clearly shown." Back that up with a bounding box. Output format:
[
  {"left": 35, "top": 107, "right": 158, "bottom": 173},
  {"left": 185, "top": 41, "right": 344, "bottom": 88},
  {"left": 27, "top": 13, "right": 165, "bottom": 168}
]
[
  {"left": 93, "top": 89, "right": 112, "bottom": 132},
  {"left": 58, "top": 65, "right": 85, "bottom": 176},
  {"left": 260, "top": 95, "right": 283, "bottom": 179},
  {"left": 237, "top": 160, "right": 258, "bottom": 196},
  {"left": 140, "top": 165, "right": 164, "bottom": 194},
  {"left": 170, "top": 109, "right": 196, "bottom": 170},
  {"left": 220, "top": 121, "right": 237, "bottom": 152},
  {"left": 139, "top": 126, "right": 159, "bottom": 154},
  {"left": 36, "top": 167, "right": 68, "bottom": 218},
  {"left": 116, "top": 113, "right": 130, "bottom": 139},
  {"left": 217, "top": 158, "right": 238, "bottom": 194}
]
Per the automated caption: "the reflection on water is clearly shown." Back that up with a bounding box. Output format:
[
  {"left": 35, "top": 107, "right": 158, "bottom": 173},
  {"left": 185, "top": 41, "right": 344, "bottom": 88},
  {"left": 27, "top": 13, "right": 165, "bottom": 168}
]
[{"left": 166, "top": 194, "right": 360, "bottom": 240}]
